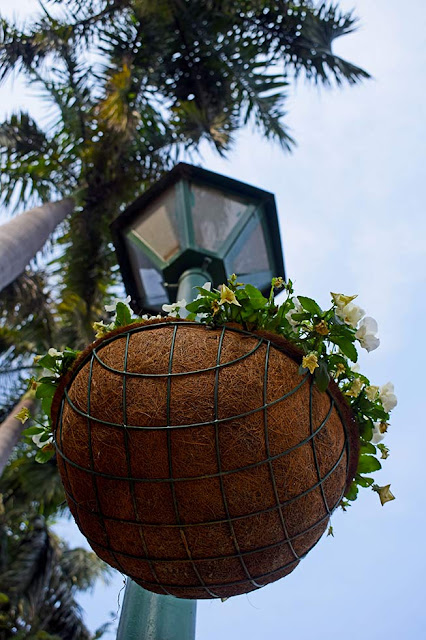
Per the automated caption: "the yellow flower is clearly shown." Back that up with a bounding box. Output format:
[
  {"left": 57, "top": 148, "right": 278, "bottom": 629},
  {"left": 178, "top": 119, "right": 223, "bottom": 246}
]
[
  {"left": 15, "top": 407, "right": 30, "bottom": 424},
  {"left": 272, "top": 277, "right": 285, "bottom": 289},
  {"left": 33, "top": 355, "right": 42, "bottom": 364},
  {"left": 93, "top": 321, "right": 110, "bottom": 339},
  {"left": 365, "top": 385, "right": 379, "bottom": 401},
  {"left": 219, "top": 285, "right": 241, "bottom": 307},
  {"left": 314, "top": 320, "right": 329, "bottom": 336},
  {"left": 334, "top": 363, "right": 346, "bottom": 378},
  {"left": 302, "top": 353, "right": 319, "bottom": 374},
  {"left": 373, "top": 484, "right": 395, "bottom": 506},
  {"left": 346, "top": 378, "right": 363, "bottom": 398},
  {"left": 331, "top": 292, "right": 358, "bottom": 309},
  {"left": 211, "top": 300, "right": 221, "bottom": 316}
]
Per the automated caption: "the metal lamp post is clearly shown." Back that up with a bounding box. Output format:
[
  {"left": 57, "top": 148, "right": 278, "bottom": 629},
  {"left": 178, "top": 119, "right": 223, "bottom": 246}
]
[{"left": 110, "top": 162, "right": 285, "bottom": 640}]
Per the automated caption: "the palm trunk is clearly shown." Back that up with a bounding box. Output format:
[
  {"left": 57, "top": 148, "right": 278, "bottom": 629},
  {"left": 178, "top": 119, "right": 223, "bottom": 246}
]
[
  {"left": 0, "top": 394, "right": 36, "bottom": 475},
  {"left": 0, "top": 198, "right": 74, "bottom": 292}
]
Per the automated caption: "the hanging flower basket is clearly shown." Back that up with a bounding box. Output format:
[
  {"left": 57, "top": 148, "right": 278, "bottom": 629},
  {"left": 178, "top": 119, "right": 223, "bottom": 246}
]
[
  {"left": 50, "top": 318, "right": 359, "bottom": 600},
  {"left": 24, "top": 277, "right": 396, "bottom": 599}
]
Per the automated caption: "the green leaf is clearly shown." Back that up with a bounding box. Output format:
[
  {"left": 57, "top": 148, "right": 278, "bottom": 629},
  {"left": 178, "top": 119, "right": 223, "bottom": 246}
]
[
  {"left": 289, "top": 312, "right": 311, "bottom": 322},
  {"left": 355, "top": 474, "right": 374, "bottom": 488},
  {"left": 357, "top": 455, "right": 382, "bottom": 474},
  {"left": 38, "top": 376, "right": 58, "bottom": 384},
  {"left": 22, "top": 426, "right": 45, "bottom": 436},
  {"left": 194, "top": 286, "right": 216, "bottom": 299},
  {"left": 35, "top": 354, "right": 57, "bottom": 370},
  {"left": 36, "top": 382, "right": 57, "bottom": 399},
  {"left": 114, "top": 302, "right": 132, "bottom": 327},
  {"left": 41, "top": 395, "right": 53, "bottom": 417},
  {"left": 330, "top": 335, "right": 358, "bottom": 362},
  {"left": 63, "top": 347, "right": 80, "bottom": 357},
  {"left": 367, "top": 406, "right": 389, "bottom": 421},
  {"left": 185, "top": 299, "right": 207, "bottom": 313},
  {"left": 328, "top": 354, "right": 347, "bottom": 368},
  {"left": 244, "top": 284, "right": 268, "bottom": 310},
  {"left": 35, "top": 447, "right": 55, "bottom": 464},
  {"left": 297, "top": 296, "right": 321, "bottom": 315},
  {"left": 314, "top": 360, "right": 330, "bottom": 392},
  {"left": 38, "top": 431, "right": 52, "bottom": 443},
  {"left": 359, "top": 420, "right": 374, "bottom": 442},
  {"left": 345, "top": 481, "right": 358, "bottom": 501},
  {"left": 360, "top": 442, "right": 376, "bottom": 455}
]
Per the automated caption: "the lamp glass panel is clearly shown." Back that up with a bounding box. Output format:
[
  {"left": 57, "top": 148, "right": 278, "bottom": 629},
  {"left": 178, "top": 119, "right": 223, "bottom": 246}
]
[
  {"left": 125, "top": 236, "right": 168, "bottom": 309},
  {"left": 190, "top": 184, "right": 248, "bottom": 252},
  {"left": 131, "top": 187, "right": 180, "bottom": 263},
  {"left": 231, "top": 218, "right": 270, "bottom": 274}
]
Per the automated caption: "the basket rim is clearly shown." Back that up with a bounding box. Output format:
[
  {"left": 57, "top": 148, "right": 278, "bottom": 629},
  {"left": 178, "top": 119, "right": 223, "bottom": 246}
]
[{"left": 51, "top": 317, "right": 360, "bottom": 493}]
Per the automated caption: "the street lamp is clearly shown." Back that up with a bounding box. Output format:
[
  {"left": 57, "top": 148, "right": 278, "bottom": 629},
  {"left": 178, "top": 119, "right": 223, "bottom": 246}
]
[
  {"left": 110, "top": 162, "right": 285, "bottom": 640},
  {"left": 110, "top": 162, "right": 285, "bottom": 314}
]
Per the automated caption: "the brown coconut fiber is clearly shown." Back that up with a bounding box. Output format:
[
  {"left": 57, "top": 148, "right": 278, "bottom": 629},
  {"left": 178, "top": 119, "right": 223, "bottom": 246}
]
[{"left": 52, "top": 319, "right": 359, "bottom": 599}]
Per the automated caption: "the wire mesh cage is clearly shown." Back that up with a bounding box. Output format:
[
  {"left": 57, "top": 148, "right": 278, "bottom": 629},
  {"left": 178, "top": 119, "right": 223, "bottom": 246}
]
[{"left": 52, "top": 319, "right": 359, "bottom": 599}]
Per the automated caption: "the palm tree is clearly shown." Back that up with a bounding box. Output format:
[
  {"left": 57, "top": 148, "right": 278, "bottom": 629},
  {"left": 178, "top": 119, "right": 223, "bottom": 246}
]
[
  {"left": 0, "top": 448, "right": 111, "bottom": 639},
  {"left": 0, "top": 198, "right": 75, "bottom": 292}
]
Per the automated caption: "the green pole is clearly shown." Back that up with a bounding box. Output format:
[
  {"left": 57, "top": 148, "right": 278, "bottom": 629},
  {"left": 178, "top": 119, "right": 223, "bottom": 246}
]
[
  {"left": 175, "top": 267, "right": 211, "bottom": 316},
  {"left": 116, "top": 267, "right": 212, "bottom": 640},
  {"left": 116, "top": 582, "right": 197, "bottom": 640}
]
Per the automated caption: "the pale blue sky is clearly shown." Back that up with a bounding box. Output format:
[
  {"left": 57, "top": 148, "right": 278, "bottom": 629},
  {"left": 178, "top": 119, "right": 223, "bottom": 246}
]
[{"left": 1, "top": 1, "right": 426, "bottom": 638}]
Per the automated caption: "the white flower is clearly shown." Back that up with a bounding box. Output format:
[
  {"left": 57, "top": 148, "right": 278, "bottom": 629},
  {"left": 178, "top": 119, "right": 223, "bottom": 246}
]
[
  {"left": 162, "top": 299, "right": 187, "bottom": 315},
  {"left": 32, "top": 432, "right": 52, "bottom": 448},
  {"left": 285, "top": 297, "right": 303, "bottom": 328},
  {"left": 379, "top": 382, "right": 397, "bottom": 413},
  {"left": 356, "top": 317, "right": 380, "bottom": 352},
  {"left": 371, "top": 422, "right": 385, "bottom": 444},
  {"left": 105, "top": 295, "right": 131, "bottom": 312},
  {"left": 336, "top": 302, "right": 365, "bottom": 328},
  {"left": 350, "top": 363, "right": 360, "bottom": 373},
  {"left": 48, "top": 348, "right": 63, "bottom": 358},
  {"left": 365, "top": 385, "right": 379, "bottom": 401}
]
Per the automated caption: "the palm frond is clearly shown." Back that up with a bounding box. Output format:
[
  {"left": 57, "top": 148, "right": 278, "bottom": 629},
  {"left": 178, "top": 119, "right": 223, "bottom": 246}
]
[
  {"left": 0, "top": 515, "right": 101, "bottom": 639},
  {"left": 0, "top": 19, "right": 49, "bottom": 82},
  {"left": 1, "top": 448, "right": 66, "bottom": 521},
  {"left": 0, "top": 112, "right": 72, "bottom": 209},
  {"left": 60, "top": 546, "right": 111, "bottom": 592},
  {"left": 270, "top": 1, "right": 370, "bottom": 85},
  {"left": 0, "top": 269, "right": 57, "bottom": 415}
]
